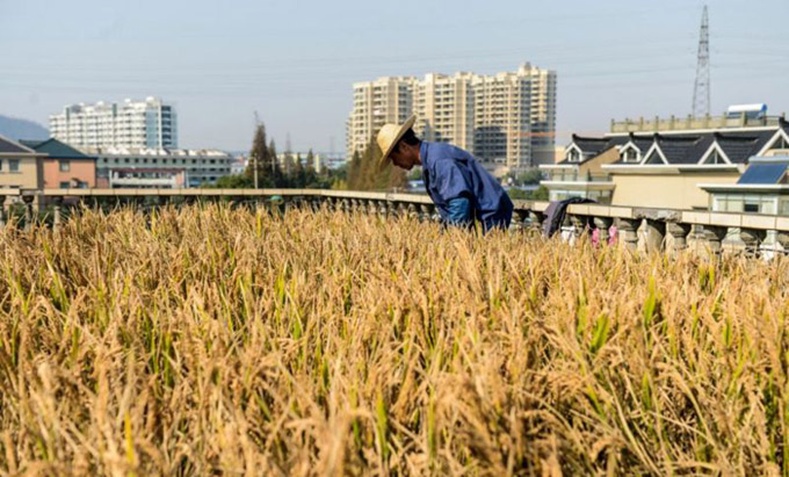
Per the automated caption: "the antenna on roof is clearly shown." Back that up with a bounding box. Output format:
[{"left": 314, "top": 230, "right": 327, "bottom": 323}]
[{"left": 692, "top": 5, "right": 711, "bottom": 118}]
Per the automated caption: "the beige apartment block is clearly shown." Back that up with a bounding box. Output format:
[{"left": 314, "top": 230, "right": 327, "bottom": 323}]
[
  {"left": 346, "top": 77, "right": 419, "bottom": 158},
  {"left": 347, "top": 64, "right": 557, "bottom": 172}
]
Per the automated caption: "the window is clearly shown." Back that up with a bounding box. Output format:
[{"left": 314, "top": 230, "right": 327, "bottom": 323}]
[
  {"left": 704, "top": 149, "right": 726, "bottom": 164},
  {"left": 59, "top": 181, "right": 70, "bottom": 189},
  {"left": 566, "top": 149, "right": 580, "bottom": 162},
  {"left": 621, "top": 148, "right": 639, "bottom": 163},
  {"left": 9, "top": 160, "right": 20, "bottom": 172},
  {"left": 59, "top": 160, "right": 70, "bottom": 172}
]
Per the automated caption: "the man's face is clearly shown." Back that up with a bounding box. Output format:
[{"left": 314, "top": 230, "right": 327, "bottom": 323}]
[{"left": 390, "top": 143, "right": 416, "bottom": 170}]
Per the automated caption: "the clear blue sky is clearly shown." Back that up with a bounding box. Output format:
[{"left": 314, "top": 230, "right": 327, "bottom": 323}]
[{"left": 1, "top": 0, "right": 786, "bottom": 154}]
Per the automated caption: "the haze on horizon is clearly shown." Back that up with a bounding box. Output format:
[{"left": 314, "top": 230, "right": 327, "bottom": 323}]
[{"left": 1, "top": 0, "right": 786, "bottom": 154}]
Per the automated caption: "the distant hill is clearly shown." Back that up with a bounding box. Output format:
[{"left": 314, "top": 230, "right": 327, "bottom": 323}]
[{"left": 0, "top": 115, "right": 49, "bottom": 141}]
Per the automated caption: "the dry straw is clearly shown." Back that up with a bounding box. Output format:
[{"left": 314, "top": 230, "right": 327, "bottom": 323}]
[{"left": 0, "top": 204, "right": 788, "bottom": 475}]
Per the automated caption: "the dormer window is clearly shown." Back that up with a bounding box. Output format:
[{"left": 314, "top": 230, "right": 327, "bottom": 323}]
[
  {"left": 567, "top": 149, "right": 581, "bottom": 163},
  {"left": 621, "top": 148, "right": 639, "bottom": 163},
  {"left": 707, "top": 150, "right": 724, "bottom": 164},
  {"left": 772, "top": 135, "right": 789, "bottom": 151}
]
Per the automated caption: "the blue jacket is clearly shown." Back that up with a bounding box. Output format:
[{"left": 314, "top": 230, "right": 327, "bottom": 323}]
[{"left": 420, "top": 141, "right": 513, "bottom": 230}]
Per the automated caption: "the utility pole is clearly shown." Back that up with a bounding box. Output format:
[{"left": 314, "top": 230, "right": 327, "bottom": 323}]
[{"left": 692, "top": 5, "right": 711, "bottom": 118}]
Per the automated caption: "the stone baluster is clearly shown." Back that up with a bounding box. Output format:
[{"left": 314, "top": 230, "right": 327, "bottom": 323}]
[
  {"left": 644, "top": 219, "right": 666, "bottom": 254},
  {"left": 616, "top": 218, "right": 641, "bottom": 251},
  {"left": 740, "top": 228, "right": 765, "bottom": 257},
  {"left": 762, "top": 230, "right": 789, "bottom": 261},
  {"left": 701, "top": 225, "right": 728, "bottom": 256},
  {"left": 593, "top": 217, "right": 614, "bottom": 245},
  {"left": 22, "top": 194, "right": 35, "bottom": 231},
  {"left": 52, "top": 196, "right": 64, "bottom": 231},
  {"left": 407, "top": 203, "right": 418, "bottom": 219},
  {"left": 528, "top": 211, "right": 545, "bottom": 235},
  {"left": 378, "top": 201, "right": 389, "bottom": 217},
  {"left": 514, "top": 209, "right": 529, "bottom": 231},
  {"left": 569, "top": 215, "right": 588, "bottom": 242},
  {"left": 666, "top": 222, "right": 691, "bottom": 254}
]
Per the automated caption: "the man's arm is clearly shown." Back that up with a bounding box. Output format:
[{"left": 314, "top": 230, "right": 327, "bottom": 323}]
[{"left": 446, "top": 195, "right": 473, "bottom": 227}]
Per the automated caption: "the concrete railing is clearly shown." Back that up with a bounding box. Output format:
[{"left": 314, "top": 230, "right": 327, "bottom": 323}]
[{"left": 2, "top": 188, "right": 788, "bottom": 257}]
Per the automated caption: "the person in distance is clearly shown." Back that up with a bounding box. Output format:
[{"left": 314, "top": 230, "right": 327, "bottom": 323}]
[{"left": 377, "top": 114, "right": 513, "bottom": 232}]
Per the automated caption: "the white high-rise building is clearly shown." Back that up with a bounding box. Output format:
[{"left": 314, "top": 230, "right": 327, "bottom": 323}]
[
  {"left": 50, "top": 97, "right": 178, "bottom": 149},
  {"left": 347, "top": 64, "right": 557, "bottom": 172}
]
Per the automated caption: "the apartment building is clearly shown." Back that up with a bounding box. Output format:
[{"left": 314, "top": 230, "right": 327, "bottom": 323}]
[
  {"left": 347, "top": 64, "right": 557, "bottom": 173},
  {"left": 347, "top": 76, "right": 419, "bottom": 159},
  {"left": 84, "top": 147, "right": 233, "bottom": 188},
  {"left": 50, "top": 97, "right": 178, "bottom": 149}
]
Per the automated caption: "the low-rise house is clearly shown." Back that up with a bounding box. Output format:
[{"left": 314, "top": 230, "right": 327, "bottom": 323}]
[
  {"left": 699, "top": 156, "right": 789, "bottom": 215},
  {"left": 539, "top": 135, "right": 622, "bottom": 204},
  {"left": 542, "top": 114, "right": 789, "bottom": 210},
  {"left": 0, "top": 135, "right": 44, "bottom": 193},
  {"left": 20, "top": 138, "right": 96, "bottom": 189}
]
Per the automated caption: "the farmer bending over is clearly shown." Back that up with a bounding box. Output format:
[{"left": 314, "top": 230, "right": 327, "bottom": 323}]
[{"left": 377, "top": 115, "right": 513, "bottom": 231}]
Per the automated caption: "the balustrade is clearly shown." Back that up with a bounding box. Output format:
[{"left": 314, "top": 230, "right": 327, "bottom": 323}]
[{"left": 5, "top": 188, "right": 789, "bottom": 260}]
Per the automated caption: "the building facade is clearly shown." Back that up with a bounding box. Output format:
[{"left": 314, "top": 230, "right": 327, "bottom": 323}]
[
  {"left": 542, "top": 115, "right": 789, "bottom": 211},
  {"left": 84, "top": 147, "right": 233, "bottom": 188},
  {"left": 0, "top": 135, "right": 44, "bottom": 192},
  {"left": 50, "top": 97, "right": 178, "bottom": 149},
  {"left": 347, "top": 76, "right": 419, "bottom": 160},
  {"left": 347, "top": 64, "right": 557, "bottom": 173},
  {"left": 20, "top": 139, "right": 96, "bottom": 189}
]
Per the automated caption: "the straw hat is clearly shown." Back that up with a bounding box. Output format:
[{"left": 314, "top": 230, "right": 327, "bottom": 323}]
[{"left": 376, "top": 114, "right": 416, "bottom": 171}]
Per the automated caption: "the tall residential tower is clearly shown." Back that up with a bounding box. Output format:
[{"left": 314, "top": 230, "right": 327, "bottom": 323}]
[
  {"left": 347, "top": 64, "right": 557, "bottom": 172},
  {"left": 50, "top": 97, "right": 178, "bottom": 149}
]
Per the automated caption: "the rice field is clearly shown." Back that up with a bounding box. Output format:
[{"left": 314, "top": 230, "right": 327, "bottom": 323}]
[{"left": 1, "top": 204, "right": 788, "bottom": 475}]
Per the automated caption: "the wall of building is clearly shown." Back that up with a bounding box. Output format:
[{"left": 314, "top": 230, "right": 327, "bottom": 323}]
[
  {"left": 579, "top": 148, "right": 620, "bottom": 179},
  {"left": 90, "top": 148, "right": 233, "bottom": 188},
  {"left": 611, "top": 171, "right": 739, "bottom": 209},
  {"left": 0, "top": 154, "right": 42, "bottom": 190},
  {"left": 43, "top": 159, "right": 96, "bottom": 189}
]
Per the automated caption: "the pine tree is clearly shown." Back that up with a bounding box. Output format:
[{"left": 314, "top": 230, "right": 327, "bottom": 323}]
[
  {"left": 345, "top": 136, "right": 407, "bottom": 191},
  {"left": 245, "top": 123, "right": 274, "bottom": 188},
  {"left": 268, "top": 139, "right": 284, "bottom": 187},
  {"left": 347, "top": 150, "right": 362, "bottom": 189},
  {"left": 294, "top": 152, "right": 307, "bottom": 188}
]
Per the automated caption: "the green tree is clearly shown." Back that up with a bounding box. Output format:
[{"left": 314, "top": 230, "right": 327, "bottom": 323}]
[
  {"left": 347, "top": 136, "right": 406, "bottom": 191},
  {"left": 214, "top": 173, "right": 252, "bottom": 189},
  {"left": 245, "top": 123, "right": 281, "bottom": 188},
  {"left": 513, "top": 168, "right": 544, "bottom": 185},
  {"left": 530, "top": 184, "right": 549, "bottom": 200},
  {"left": 267, "top": 139, "right": 285, "bottom": 187}
]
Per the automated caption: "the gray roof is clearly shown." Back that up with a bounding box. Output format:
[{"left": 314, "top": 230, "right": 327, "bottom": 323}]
[
  {"left": 0, "top": 136, "right": 33, "bottom": 154},
  {"left": 585, "top": 124, "right": 789, "bottom": 166}
]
